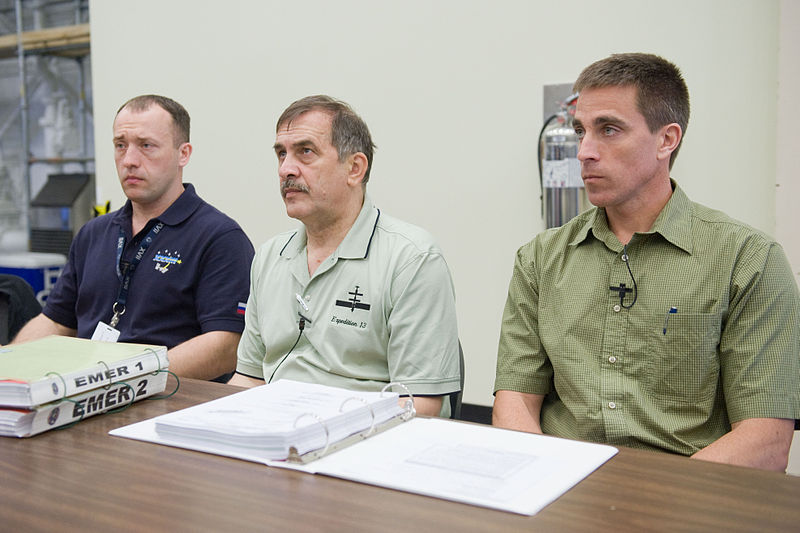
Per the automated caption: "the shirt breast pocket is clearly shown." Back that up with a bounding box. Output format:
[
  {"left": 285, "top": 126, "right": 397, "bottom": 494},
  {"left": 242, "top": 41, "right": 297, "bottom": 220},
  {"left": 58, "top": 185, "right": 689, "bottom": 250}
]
[{"left": 644, "top": 312, "right": 722, "bottom": 405}]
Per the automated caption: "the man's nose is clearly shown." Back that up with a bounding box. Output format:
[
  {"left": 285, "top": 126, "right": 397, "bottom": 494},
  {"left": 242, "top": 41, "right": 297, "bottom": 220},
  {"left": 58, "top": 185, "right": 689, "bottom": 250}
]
[
  {"left": 576, "top": 133, "right": 597, "bottom": 162},
  {"left": 121, "top": 146, "right": 140, "bottom": 167},
  {"left": 278, "top": 156, "right": 299, "bottom": 180}
]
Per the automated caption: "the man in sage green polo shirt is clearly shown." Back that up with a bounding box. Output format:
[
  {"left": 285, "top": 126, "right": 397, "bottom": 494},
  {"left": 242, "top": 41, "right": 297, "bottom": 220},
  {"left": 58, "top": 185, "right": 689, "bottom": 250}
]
[
  {"left": 493, "top": 53, "right": 800, "bottom": 471},
  {"left": 229, "top": 95, "right": 460, "bottom": 417}
]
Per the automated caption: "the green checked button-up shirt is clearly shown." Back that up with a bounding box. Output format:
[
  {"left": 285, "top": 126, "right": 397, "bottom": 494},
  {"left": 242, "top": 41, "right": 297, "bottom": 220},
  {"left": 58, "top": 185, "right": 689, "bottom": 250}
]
[{"left": 495, "top": 182, "right": 800, "bottom": 456}]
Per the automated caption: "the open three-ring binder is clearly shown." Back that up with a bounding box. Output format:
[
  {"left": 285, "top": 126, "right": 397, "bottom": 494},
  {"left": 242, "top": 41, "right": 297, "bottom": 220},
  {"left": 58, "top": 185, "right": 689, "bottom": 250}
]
[
  {"left": 127, "top": 379, "right": 415, "bottom": 464},
  {"left": 111, "top": 379, "right": 619, "bottom": 516}
]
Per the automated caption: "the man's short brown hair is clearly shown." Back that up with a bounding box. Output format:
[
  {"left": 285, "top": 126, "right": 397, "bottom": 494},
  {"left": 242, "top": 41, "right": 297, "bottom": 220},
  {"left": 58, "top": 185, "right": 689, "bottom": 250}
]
[
  {"left": 277, "top": 95, "right": 376, "bottom": 183},
  {"left": 574, "top": 53, "right": 690, "bottom": 169},
  {"left": 117, "top": 94, "right": 190, "bottom": 147}
]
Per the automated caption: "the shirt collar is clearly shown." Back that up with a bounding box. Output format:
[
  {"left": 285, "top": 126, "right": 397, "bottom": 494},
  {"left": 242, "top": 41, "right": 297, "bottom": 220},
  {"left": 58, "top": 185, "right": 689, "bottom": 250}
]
[
  {"left": 280, "top": 194, "right": 379, "bottom": 260},
  {"left": 111, "top": 183, "right": 201, "bottom": 230},
  {"left": 569, "top": 209, "right": 600, "bottom": 247},
  {"left": 647, "top": 180, "right": 693, "bottom": 254},
  {"left": 570, "top": 179, "right": 693, "bottom": 254}
]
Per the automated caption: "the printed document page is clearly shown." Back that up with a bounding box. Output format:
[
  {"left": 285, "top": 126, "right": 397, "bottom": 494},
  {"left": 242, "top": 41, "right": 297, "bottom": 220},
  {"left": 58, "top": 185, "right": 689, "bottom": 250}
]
[{"left": 305, "top": 417, "right": 617, "bottom": 516}]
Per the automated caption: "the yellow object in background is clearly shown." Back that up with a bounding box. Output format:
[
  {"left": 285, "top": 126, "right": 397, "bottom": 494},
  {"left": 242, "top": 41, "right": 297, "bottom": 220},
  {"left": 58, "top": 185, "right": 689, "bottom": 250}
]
[{"left": 93, "top": 201, "right": 110, "bottom": 217}]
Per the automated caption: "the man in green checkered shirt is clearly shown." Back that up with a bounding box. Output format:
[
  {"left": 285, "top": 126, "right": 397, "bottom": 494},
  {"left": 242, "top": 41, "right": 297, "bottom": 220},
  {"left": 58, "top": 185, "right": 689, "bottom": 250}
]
[{"left": 493, "top": 53, "right": 800, "bottom": 471}]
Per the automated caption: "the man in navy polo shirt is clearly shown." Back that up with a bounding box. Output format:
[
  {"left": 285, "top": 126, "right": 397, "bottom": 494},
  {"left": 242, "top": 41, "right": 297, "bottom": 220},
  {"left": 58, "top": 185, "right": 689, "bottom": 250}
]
[{"left": 13, "top": 95, "right": 254, "bottom": 382}]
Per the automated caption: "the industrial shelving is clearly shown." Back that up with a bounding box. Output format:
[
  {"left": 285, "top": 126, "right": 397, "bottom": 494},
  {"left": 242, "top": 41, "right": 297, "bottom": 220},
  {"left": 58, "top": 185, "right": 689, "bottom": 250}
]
[{"left": 0, "top": 0, "right": 92, "bottom": 253}]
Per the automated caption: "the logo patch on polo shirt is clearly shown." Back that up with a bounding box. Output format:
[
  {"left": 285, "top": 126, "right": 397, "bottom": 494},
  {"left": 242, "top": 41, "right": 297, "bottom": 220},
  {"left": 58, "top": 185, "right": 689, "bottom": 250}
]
[
  {"left": 153, "top": 249, "right": 182, "bottom": 274},
  {"left": 331, "top": 285, "right": 371, "bottom": 330},
  {"left": 335, "top": 285, "right": 371, "bottom": 312}
]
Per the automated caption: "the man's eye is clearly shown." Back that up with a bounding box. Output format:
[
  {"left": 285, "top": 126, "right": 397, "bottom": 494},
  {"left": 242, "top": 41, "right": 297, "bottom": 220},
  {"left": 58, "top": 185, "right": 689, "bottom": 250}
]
[
  {"left": 303, "top": 148, "right": 313, "bottom": 154},
  {"left": 603, "top": 126, "right": 617, "bottom": 136},
  {"left": 574, "top": 128, "right": 585, "bottom": 139}
]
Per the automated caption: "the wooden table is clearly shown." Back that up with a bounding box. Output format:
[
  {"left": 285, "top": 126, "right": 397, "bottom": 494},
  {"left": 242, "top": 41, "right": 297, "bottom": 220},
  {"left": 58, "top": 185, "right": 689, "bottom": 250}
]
[{"left": 3, "top": 377, "right": 799, "bottom": 532}]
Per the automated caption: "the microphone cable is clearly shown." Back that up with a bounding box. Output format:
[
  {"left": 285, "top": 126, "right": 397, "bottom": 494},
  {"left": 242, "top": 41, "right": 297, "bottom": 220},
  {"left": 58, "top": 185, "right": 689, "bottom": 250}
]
[
  {"left": 621, "top": 244, "right": 638, "bottom": 309},
  {"left": 267, "top": 313, "right": 310, "bottom": 384}
]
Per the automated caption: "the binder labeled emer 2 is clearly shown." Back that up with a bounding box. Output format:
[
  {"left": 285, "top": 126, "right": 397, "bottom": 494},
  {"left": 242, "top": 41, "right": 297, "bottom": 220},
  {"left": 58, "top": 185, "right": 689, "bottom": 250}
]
[{"left": 0, "top": 371, "right": 168, "bottom": 437}]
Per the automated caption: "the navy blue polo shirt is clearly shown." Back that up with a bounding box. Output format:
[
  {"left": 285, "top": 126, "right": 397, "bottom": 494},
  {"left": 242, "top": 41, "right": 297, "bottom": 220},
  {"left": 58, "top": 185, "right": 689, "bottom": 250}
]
[{"left": 44, "top": 183, "right": 254, "bottom": 349}]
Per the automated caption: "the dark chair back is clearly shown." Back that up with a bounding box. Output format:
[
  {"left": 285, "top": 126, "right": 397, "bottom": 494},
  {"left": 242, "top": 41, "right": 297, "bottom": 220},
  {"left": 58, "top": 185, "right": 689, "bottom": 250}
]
[
  {"left": 449, "top": 341, "right": 465, "bottom": 419},
  {"left": 0, "top": 274, "right": 42, "bottom": 344}
]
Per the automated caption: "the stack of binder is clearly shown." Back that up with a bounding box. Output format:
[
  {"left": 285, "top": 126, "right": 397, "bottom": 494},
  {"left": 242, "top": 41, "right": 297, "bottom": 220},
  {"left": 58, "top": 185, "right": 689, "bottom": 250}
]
[
  {"left": 148, "top": 379, "right": 411, "bottom": 463},
  {"left": 0, "top": 335, "right": 169, "bottom": 437}
]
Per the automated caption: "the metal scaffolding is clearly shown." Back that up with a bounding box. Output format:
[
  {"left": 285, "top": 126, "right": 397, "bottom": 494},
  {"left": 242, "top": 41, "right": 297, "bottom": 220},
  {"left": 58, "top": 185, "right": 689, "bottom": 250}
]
[{"left": 0, "top": 0, "right": 92, "bottom": 252}]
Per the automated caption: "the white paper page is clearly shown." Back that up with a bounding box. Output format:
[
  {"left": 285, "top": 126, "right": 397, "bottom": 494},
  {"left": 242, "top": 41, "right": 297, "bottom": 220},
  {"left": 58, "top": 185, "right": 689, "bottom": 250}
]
[{"left": 307, "top": 418, "right": 618, "bottom": 516}]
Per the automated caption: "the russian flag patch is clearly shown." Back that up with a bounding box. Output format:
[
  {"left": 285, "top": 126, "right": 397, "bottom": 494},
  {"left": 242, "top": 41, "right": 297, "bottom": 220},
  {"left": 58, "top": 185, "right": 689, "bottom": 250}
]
[{"left": 237, "top": 302, "right": 247, "bottom": 315}]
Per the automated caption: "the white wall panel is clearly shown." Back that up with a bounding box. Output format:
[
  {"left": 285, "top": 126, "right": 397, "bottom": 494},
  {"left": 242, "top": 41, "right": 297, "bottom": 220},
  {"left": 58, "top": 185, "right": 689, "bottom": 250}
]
[{"left": 89, "top": 0, "right": 790, "bottom": 406}]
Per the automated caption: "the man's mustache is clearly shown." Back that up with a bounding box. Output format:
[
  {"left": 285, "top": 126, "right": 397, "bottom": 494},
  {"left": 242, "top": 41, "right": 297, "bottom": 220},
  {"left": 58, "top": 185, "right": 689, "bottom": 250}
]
[{"left": 281, "top": 179, "right": 309, "bottom": 197}]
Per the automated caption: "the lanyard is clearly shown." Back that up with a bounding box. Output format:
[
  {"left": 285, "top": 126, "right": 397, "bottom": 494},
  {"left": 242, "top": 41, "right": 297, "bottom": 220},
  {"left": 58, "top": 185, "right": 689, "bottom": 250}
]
[{"left": 110, "top": 221, "right": 164, "bottom": 327}]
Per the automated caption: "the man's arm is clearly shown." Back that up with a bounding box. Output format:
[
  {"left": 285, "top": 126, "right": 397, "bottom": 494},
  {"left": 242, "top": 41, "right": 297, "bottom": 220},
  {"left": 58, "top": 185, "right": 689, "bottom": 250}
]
[
  {"left": 228, "top": 372, "right": 264, "bottom": 388},
  {"left": 691, "top": 418, "right": 795, "bottom": 471},
  {"left": 492, "top": 390, "right": 544, "bottom": 433},
  {"left": 494, "top": 244, "right": 552, "bottom": 433},
  {"left": 410, "top": 396, "right": 443, "bottom": 417},
  {"left": 167, "top": 330, "right": 240, "bottom": 380},
  {"left": 227, "top": 374, "right": 444, "bottom": 416},
  {"left": 11, "top": 314, "right": 76, "bottom": 344}
]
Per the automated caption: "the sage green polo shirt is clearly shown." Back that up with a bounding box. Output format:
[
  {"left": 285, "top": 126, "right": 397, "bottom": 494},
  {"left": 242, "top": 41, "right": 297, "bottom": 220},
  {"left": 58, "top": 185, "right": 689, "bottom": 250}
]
[
  {"left": 237, "top": 197, "right": 460, "bottom": 414},
  {"left": 495, "top": 183, "right": 800, "bottom": 455}
]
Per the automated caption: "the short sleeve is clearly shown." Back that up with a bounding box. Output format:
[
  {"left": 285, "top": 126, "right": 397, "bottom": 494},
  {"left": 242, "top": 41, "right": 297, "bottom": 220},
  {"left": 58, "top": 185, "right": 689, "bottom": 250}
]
[
  {"left": 494, "top": 242, "right": 553, "bottom": 395},
  {"left": 720, "top": 242, "right": 800, "bottom": 422},
  {"left": 194, "top": 227, "right": 255, "bottom": 334},
  {"left": 385, "top": 251, "right": 461, "bottom": 395}
]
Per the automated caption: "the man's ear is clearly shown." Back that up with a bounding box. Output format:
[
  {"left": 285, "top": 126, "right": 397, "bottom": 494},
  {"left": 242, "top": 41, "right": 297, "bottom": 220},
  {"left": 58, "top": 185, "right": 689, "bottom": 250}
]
[
  {"left": 178, "top": 142, "right": 193, "bottom": 168},
  {"left": 657, "top": 123, "right": 681, "bottom": 162},
  {"left": 346, "top": 152, "right": 368, "bottom": 187}
]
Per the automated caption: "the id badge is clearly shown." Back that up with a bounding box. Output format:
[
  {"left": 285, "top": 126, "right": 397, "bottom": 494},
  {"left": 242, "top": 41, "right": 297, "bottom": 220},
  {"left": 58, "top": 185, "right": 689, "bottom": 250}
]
[{"left": 91, "top": 321, "right": 120, "bottom": 342}]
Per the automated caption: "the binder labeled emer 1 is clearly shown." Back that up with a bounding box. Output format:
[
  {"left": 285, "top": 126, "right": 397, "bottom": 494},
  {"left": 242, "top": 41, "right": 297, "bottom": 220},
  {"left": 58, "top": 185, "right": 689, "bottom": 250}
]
[{"left": 0, "top": 335, "right": 169, "bottom": 407}]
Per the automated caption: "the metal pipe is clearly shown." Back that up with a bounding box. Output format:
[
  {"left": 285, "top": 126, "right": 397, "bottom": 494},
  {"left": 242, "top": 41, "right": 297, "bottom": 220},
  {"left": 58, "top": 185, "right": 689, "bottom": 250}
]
[
  {"left": 15, "top": 0, "right": 30, "bottom": 245},
  {"left": 77, "top": 55, "right": 86, "bottom": 168},
  {"left": 31, "top": 0, "right": 44, "bottom": 30}
]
